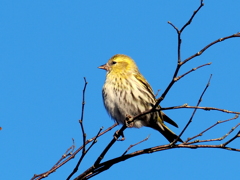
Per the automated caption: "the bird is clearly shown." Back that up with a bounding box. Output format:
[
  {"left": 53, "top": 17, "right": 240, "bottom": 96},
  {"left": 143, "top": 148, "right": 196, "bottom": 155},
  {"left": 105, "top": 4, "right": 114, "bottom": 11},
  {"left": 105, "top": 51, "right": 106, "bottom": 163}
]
[{"left": 98, "top": 54, "right": 182, "bottom": 143}]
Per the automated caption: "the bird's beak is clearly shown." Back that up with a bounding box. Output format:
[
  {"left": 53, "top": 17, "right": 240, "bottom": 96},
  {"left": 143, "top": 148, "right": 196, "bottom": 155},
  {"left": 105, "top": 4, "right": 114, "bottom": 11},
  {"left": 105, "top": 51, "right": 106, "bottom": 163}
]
[{"left": 98, "top": 63, "right": 110, "bottom": 71}]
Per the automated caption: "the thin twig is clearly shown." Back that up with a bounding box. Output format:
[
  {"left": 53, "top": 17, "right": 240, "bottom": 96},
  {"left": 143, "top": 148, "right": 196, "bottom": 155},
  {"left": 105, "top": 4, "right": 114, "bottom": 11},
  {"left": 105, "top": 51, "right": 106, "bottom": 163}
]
[
  {"left": 67, "top": 127, "right": 104, "bottom": 180},
  {"left": 175, "top": 62, "right": 211, "bottom": 81},
  {"left": 86, "top": 127, "right": 104, "bottom": 153},
  {"left": 155, "top": 89, "right": 161, "bottom": 97},
  {"left": 79, "top": 77, "right": 88, "bottom": 154},
  {"left": 31, "top": 123, "right": 117, "bottom": 180},
  {"left": 155, "top": 1, "right": 204, "bottom": 107},
  {"left": 185, "top": 122, "right": 240, "bottom": 144},
  {"left": 31, "top": 144, "right": 75, "bottom": 180},
  {"left": 186, "top": 114, "right": 239, "bottom": 142},
  {"left": 76, "top": 140, "right": 240, "bottom": 180},
  {"left": 175, "top": 74, "right": 212, "bottom": 143},
  {"left": 180, "top": 0, "right": 204, "bottom": 33},
  {"left": 94, "top": 124, "right": 127, "bottom": 166},
  {"left": 162, "top": 105, "right": 240, "bottom": 114},
  {"left": 221, "top": 130, "right": 240, "bottom": 147},
  {"left": 54, "top": 142, "right": 75, "bottom": 167},
  {"left": 66, "top": 77, "right": 88, "bottom": 179},
  {"left": 122, "top": 135, "right": 150, "bottom": 156},
  {"left": 181, "top": 32, "right": 240, "bottom": 65}
]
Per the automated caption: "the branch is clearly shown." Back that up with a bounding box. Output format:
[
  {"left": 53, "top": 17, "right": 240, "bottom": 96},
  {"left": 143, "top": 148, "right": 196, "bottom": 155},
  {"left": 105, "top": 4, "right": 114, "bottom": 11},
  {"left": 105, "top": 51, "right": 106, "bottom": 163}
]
[
  {"left": 94, "top": 124, "right": 127, "bottom": 166},
  {"left": 168, "top": 0, "right": 204, "bottom": 63},
  {"left": 67, "top": 77, "right": 88, "bottom": 179},
  {"left": 31, "top": 123, "right": 118, "bottom": 180},
  {"left": 155, "top": 1, "right": 204, "bottom": 107},
  {"left": 122, "top": 135, "right": 150, "bottom": 156},
  {"left": 187, "top": 122, "right": 240, "bottom": 144},
  {"left": 173, "top": 74, "right": 212, "bottom": 143},
  {"left": 76, "top": 136, "right": 240, "bottom": 180},
  {"left": 186, "top": 114, "right": 239, "bottom": 142},
  {"left": 221, "top": 130, "right": 240, "bottom": 146},
  {"left": 162, "top": 105, "right": 240, "bottom": 114},
  {"left": 174, "top": 62, "right": 211, "bottom": 81},
  {"left": 182, "top": 32, "right": 240, "bottom": 65},
  {"left": 67, "top": 127, "right": 103, "bottom": 180},
  {"left": 79, "top": 77, "right": 88, "bottom": 153}
]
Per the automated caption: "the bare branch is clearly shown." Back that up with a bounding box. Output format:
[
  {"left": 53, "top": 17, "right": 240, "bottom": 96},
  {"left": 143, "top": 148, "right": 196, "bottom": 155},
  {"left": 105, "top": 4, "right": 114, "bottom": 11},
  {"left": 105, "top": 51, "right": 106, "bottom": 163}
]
[
  {"left": 182, "top": 32, "right": 240, "bottom": 65},
  {"left": 31, "top": 143, "right": 75, "bottom": 180},
  {"left": 173, "top": 74, "right": 212, "bottom": 143},
  {"left": 188, "top": 122, "right": 240, "bottom": 144},
  {"left": 31, "top": 123, "right": 118, "bottom": 180},
  {"left": 154, "top": 89, "right": 161, "bottom": 98},
  {"left": 55, "top": 140, "right": 75, "bottom": 167},
  {"left": 76, "top": 139, "right": 240, "bottom": 180},
  {"left": 174, "top": 62, "right": 211, "bottom": 81},
  {"left": 94, "top": 124, "right": 127, "bottom": 166},
  {"left": 79, "top": 77, "right": 88, "bottom": 153},
  {"left": 155, "top": 1, "right": 205, "bottom": 107},
  {"left": 186, "top": 115, "right": 239, "bottom": 142},
  {"left": 66, "top": 77, "right": 89, "bottom": 179},
  {"left": 162, "top": 105, "right": 240, "bottom": 114},
  {"left": 122, "top": 135, "right": 150, "bottom": 156},
  {"left": 67, "top": 127, "right": 104, "bottom": 180},
  {"left": 221, "top": 130, "right": 240, "bottom": 147},
  {"left": 180, "top": 0, "right": 204, "bottom": 33}
]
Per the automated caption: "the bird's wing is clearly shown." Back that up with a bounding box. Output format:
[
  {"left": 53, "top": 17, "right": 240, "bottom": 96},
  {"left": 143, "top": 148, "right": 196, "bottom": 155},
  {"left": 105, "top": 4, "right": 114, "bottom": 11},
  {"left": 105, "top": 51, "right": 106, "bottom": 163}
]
[{"left": 134, "top": 73, "right": 155, "bottom": 99}]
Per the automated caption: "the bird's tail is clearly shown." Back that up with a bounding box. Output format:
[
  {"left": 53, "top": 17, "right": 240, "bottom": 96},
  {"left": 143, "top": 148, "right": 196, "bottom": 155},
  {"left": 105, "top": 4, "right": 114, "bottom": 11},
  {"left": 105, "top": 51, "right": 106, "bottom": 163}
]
[{"left": 153, "top": 121, "right": 183, "bottom": 143}]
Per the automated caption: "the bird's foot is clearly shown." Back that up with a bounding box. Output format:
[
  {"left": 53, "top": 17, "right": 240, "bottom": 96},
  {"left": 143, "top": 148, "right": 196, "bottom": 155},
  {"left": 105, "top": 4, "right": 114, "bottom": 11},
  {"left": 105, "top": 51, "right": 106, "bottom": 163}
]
[
  {"left": 114, "top": 130, "right": 125, "bottom": 141},
  {"left": 125, "top": 114, "right": 134, "bottom": 128}
]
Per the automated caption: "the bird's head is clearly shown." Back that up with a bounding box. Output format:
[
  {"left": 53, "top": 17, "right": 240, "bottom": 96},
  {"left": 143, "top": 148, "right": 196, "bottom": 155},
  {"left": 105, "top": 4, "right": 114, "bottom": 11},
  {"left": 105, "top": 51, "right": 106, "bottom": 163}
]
[{"left": 98, "top": 54, "right": 138, "bottom": 75}]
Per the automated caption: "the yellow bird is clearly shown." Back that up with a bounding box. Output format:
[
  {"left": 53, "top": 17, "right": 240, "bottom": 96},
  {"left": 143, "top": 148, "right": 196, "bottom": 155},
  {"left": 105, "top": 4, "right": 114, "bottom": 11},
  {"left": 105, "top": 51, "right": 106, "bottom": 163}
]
[{"left": 99, "top": 54, "right": 182, "bottom": 143}]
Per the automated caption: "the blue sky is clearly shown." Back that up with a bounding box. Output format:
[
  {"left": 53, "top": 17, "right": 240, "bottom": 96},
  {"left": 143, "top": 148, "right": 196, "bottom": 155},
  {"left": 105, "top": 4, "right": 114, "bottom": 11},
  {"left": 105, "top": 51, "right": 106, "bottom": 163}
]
[{"left": 1, "top": 1, "right": 240, "bottom": 180}]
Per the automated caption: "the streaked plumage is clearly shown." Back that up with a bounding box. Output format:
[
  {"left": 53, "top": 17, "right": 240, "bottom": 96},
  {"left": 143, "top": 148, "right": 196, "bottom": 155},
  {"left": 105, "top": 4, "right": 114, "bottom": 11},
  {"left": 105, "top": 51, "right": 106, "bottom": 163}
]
[{"left": 99, "top": 54, "right": 182, "bottom": 143}]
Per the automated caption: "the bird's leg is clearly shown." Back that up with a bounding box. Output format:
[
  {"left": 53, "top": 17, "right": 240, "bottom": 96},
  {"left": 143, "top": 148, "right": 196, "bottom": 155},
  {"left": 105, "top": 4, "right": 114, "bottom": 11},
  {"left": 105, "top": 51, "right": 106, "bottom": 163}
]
[
  {"left": 125, "top": 114, "right": 134, "bottom": 128},
  {"left": 114, "top": 130, "right": 125, "bottom": 141}
]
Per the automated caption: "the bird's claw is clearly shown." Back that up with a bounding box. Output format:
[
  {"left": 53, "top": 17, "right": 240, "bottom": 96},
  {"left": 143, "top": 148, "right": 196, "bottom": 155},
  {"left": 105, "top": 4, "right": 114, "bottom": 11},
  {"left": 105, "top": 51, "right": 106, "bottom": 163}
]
[
  {"left": 125, "top": 114, "right": 134, "bottom": 128},
  {"left": 114, "top": 130, "right": 125, "bottom": 141}
]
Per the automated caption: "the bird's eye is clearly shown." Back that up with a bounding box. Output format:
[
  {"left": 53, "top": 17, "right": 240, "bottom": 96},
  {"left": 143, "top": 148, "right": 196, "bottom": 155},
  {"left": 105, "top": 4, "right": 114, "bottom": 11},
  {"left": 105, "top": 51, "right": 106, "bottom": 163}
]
[{"left": 112, "top": 61, "right": 117, "bottom": 65}]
